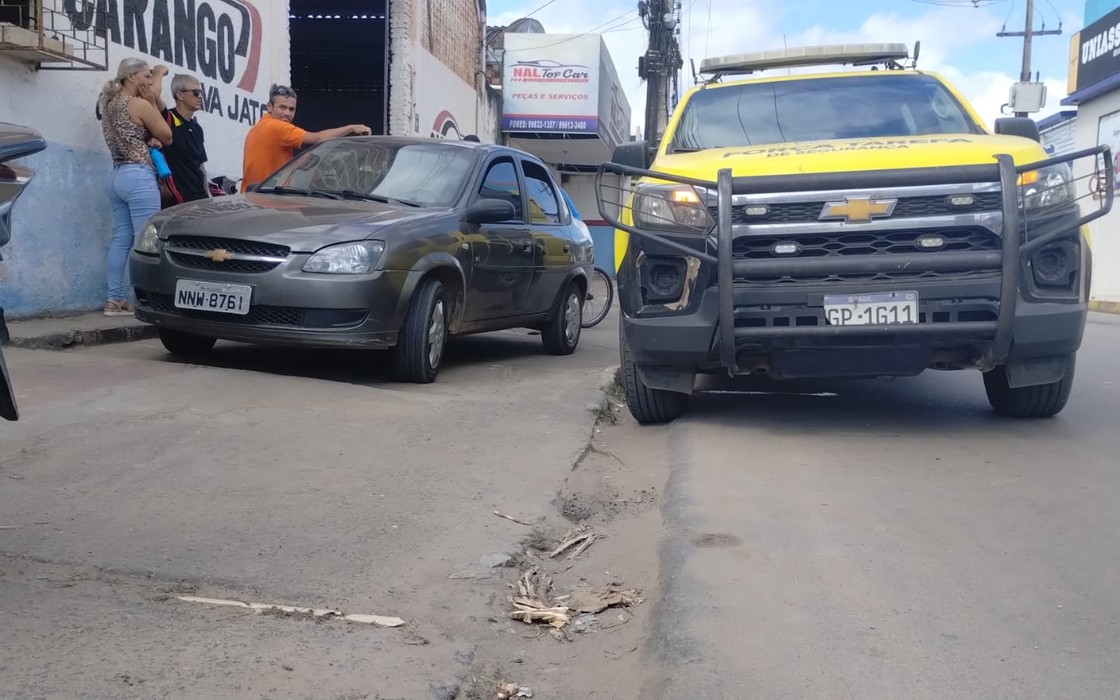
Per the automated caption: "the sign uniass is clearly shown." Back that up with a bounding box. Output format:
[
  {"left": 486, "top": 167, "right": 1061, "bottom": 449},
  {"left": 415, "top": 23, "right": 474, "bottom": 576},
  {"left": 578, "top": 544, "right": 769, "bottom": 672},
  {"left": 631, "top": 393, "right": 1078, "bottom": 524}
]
[{"left": 1071, "top": 4, "right": 1120, "bottom": 93}]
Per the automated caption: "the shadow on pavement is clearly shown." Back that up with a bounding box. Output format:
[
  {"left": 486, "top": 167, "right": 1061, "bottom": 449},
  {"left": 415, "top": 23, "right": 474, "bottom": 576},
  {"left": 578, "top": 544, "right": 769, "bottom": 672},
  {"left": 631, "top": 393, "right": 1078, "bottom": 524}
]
[
  {"left": 155, "top": 329, "right": 559, "bottom": 387},
  {"left": 680, "top": 371, "right": 1081, "bottom": 439}
]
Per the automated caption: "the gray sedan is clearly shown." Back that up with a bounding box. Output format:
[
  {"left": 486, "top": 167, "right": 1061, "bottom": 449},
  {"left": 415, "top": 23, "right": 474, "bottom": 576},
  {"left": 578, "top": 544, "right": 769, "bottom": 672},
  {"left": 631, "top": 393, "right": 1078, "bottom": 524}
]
[{"left": 129, "top": 137, "right": 594, "bottom": 382}]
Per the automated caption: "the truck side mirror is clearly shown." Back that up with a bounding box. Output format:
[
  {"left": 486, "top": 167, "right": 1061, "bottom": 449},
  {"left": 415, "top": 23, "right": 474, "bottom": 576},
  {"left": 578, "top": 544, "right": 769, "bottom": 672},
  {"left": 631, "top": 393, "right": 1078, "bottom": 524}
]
[
  {"left": 611, "top": 141, "right": 652, "bottom": 170},
  {"left": 994, "top": 117, "right": 1041, "bottom": 143}
]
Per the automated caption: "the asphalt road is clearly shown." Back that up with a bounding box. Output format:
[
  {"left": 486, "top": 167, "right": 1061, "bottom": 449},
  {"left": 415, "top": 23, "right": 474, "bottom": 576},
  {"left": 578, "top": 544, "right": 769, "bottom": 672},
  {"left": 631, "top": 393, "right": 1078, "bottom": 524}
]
[
  {"left": 640, "top": 312, "right": 1120, "bottom": 700},
  {"left": 3, "top": 312, "right": 1119, "bottom": 699}
]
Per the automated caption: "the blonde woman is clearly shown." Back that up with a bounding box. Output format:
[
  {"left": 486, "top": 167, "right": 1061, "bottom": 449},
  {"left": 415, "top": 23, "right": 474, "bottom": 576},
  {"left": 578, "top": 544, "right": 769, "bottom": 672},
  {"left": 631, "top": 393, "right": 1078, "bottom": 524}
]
[{"left": 97, "top": 57, "right": 172, "bottom": 316}]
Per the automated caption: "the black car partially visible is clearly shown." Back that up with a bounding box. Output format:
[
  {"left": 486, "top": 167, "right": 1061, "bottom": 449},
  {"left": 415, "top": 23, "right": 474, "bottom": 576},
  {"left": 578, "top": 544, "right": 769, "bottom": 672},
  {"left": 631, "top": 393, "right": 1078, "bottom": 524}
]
[{"left": 0, "top": 121, "right": 47, "bottom": 421}]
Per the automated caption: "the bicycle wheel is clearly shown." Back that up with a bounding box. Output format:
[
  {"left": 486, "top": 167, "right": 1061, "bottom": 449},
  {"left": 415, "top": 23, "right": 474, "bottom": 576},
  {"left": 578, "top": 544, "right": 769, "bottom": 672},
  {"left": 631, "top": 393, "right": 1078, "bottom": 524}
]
[{"left": 581, "top": 266, "right": 614, "bottom": 328}]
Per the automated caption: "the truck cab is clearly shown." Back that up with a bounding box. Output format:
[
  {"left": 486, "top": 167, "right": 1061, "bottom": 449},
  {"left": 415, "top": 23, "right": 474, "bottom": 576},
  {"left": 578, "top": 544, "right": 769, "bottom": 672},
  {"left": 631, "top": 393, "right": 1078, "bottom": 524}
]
[{"left": 596, "top": 43, "right": 1113, "bottom": 424}]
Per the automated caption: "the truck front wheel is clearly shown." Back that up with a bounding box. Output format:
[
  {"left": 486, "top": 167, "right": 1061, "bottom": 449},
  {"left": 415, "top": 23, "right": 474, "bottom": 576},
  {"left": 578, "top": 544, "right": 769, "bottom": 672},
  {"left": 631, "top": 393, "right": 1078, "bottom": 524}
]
[
  {"left": 983, "top": 354, "right": 1076, "bottom": 418},
  {"left": 620, "top": 322, "right": 689, "bottom": 425}
]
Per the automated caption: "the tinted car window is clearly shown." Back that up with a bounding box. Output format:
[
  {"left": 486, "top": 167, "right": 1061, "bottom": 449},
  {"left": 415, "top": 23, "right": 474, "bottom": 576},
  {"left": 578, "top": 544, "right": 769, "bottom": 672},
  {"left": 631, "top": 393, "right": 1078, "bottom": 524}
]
[
  {"left": 671, "top": 73, "right": 981, "bottom": 152},
  {"left": 478, "top": 159, "right": 523, "bottom": 220},
  {"left": 522, "top": 161, "right": 560, "bottom": 224},
  {"left": 261, "top": 141, "right": 476, "bottom": 206}
]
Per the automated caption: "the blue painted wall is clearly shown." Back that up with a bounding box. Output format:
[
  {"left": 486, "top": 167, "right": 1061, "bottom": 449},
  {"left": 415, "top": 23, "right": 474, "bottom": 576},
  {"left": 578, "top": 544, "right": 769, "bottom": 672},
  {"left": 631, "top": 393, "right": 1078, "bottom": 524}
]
[{"left": 0, "top": 143, "right": 115, "bottom": 319}]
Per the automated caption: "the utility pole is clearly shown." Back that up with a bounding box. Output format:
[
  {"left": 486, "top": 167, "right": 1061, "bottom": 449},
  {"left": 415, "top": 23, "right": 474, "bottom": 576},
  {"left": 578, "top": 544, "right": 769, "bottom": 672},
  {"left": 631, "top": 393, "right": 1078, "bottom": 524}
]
[
  {"left": 638, "top": 0, "right": 680, "bottom": 145},
  {"left": 997, "top": 0, "right": 1062, "bottom": 117}
]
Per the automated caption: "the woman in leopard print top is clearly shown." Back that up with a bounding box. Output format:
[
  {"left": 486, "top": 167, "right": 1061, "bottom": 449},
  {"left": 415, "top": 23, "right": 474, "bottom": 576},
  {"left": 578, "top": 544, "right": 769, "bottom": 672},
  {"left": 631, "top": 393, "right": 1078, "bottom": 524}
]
[{"left": 97, "top": 57, "right": 173, "bottom": 316}]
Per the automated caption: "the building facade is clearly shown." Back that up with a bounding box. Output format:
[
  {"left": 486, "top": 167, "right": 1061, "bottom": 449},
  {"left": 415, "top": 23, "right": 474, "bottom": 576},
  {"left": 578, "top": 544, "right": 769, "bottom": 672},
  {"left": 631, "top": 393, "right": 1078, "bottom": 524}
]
[
  {"left": 0, "top": 0, "right": 497, "bottom": 318},
  {"left": 1061, "top": 0, "right": 1120, "bottom": 302}
]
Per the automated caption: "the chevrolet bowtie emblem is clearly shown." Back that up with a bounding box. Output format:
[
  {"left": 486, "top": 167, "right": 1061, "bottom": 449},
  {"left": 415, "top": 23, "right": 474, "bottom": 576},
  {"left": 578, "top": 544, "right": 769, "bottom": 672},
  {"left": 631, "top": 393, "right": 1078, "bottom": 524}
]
[
  {"left": 819, "top": 196, "right": 898, "bottom": 223},
  {"left": 203, "top": 248, "right": 234, "bottom": 262}
]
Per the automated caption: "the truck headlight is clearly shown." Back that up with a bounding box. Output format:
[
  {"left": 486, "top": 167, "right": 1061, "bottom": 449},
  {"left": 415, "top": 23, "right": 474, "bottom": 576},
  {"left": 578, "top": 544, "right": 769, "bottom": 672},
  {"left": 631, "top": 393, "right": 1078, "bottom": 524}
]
[
  {"left": 302, "top": 241, "right": 385, "bottom": 274},
  {"left": 134, "top": 221, "right": 161, "bottom": 255},
  {"left": 1019, "top": 163, "right": 1075, "bottom": 212},
  {"left": 632, "top": 184, "right": 712, "bottom": 233}
]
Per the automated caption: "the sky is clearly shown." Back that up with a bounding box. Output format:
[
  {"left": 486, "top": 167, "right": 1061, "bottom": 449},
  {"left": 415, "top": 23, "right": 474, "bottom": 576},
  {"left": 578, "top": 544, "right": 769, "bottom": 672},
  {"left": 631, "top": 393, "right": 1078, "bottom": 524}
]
[{"left": 486, "top": 0, "right": 1088, "bottom": 133}]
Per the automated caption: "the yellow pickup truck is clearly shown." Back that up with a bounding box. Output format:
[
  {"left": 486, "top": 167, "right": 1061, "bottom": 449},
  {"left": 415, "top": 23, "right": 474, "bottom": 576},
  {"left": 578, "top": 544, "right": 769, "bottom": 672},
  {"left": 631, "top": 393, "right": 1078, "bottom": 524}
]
[{"left": 597, "top": 43, "right": 1113, "bottom": 424}]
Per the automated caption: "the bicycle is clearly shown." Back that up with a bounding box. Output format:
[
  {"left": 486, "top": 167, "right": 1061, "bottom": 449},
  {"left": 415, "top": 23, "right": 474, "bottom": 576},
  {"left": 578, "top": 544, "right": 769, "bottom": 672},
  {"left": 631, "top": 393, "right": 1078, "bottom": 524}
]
[{"left": 581, "top": 266, "right": 614, "bottom": 328}]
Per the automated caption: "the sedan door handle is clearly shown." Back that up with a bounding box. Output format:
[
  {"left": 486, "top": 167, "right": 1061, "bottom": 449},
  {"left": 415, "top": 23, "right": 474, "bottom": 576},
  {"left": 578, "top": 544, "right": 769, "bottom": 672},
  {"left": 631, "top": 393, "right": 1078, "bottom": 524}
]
[
  {"left": 522, "top": 241, "right": 533, "bottom": 252},
  {"left": 563, "top": 244, "right": 571, "bottom": 253}
]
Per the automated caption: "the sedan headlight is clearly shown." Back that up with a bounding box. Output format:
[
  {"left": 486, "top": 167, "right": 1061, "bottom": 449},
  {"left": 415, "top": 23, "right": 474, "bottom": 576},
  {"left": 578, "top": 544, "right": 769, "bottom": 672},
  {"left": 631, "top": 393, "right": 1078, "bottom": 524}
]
[
  {"left": 632, "top": 183, "right": 712, "bottom": 233},
  {"left": 1019, "top": 163, "right": 1075, "bottom": 212},
  {"left": 134, "top": 220, "right": 161, "bottom": 255},
  {"left": 302, "top": 241, "right": 385, "bottom": 274}
]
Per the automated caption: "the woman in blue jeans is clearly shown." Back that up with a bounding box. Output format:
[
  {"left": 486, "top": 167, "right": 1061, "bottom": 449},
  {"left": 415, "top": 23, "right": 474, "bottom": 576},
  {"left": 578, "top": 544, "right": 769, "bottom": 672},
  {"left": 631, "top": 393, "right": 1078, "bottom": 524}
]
[{"left": 98, "top": 57, "right": 172, "bottom": 316}]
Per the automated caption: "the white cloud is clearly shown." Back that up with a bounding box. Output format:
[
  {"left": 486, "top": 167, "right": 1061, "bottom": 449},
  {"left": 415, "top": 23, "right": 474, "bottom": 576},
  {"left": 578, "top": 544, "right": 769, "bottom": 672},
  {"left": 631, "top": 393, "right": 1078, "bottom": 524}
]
[{"left": 489, "top": 0, "right": 1072, "bottom": 135}]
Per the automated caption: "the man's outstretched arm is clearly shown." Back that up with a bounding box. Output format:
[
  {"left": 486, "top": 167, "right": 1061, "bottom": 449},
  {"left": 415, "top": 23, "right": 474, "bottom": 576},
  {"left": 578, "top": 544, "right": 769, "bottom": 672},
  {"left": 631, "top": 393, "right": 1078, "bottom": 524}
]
[{"left": 301, "top": 123, "right": 372, "bottom": 146}]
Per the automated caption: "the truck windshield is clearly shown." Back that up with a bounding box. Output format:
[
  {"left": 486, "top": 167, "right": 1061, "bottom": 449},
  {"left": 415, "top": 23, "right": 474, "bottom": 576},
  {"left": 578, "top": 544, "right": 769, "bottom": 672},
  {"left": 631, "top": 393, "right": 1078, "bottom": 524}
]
[{"left": 669, "top": 73, "right": 981, "bottom": 152}]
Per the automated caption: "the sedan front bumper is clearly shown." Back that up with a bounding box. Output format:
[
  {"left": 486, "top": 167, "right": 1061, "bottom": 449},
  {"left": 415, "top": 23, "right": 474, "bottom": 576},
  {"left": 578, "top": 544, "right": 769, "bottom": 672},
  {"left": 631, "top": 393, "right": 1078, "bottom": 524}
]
[{"left": 130, "top": 250, "right": 412, "bottom": 349}]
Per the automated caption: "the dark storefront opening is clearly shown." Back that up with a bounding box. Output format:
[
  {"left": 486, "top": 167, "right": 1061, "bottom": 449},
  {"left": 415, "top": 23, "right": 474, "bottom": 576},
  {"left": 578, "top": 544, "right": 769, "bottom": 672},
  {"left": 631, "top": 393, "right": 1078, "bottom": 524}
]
[{"left": 288, "top": 1, "right": 390, "bottom": 134}]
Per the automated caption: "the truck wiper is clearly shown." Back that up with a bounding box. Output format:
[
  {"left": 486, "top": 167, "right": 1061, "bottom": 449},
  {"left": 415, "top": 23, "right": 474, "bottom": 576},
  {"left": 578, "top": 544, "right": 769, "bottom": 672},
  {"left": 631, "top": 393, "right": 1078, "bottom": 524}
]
[
  {"left": 256, "top": 185, "right": 341, "bottom": 200},
  {"left": 332, "top": 190, "right": 422, "bottom": 207}
]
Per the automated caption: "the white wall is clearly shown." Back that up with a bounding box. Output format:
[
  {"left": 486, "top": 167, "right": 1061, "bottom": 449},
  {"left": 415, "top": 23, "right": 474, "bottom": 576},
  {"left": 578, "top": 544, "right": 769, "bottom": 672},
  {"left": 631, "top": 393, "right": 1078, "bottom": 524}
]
[
  {"left": 1072, "top": 90, "right": 1120, "bottom": 301},
  {"left": 0, "top": 0, "right": 290, "bottom": 317}
]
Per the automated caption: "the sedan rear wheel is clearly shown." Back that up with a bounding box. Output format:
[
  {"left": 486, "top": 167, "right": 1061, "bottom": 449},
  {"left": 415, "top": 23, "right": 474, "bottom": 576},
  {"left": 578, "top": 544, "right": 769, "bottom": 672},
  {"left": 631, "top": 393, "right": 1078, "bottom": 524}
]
[
  {"left": 541, "top": 282, "right": 582, "bottom": 355},
  {"left": 393, "top": 278, "right": 448, "bottom": 383},
  {"left": 158, "top": 328, "right": 216, "bottom": 357}
]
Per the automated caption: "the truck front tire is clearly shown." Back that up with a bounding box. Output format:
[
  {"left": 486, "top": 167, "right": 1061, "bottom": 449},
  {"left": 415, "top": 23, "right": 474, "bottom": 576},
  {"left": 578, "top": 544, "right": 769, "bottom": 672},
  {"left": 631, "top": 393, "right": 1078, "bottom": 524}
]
[
  {"left": 983, "top": 354, "right": 1076, "bottom": 418},
  {"left": 620, "top": 322, "right": 689, "bottom": 425}
]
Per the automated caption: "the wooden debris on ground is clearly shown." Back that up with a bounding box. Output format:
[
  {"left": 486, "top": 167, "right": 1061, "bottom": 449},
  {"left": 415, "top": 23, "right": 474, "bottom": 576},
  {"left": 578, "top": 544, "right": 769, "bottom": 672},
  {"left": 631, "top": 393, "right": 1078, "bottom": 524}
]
[
  {"left": 493, "top": 510, "right": 534, "bottom": 526},
  {"left": 565, "top": 585, "right": 644, "bottom": 614},
  {"left": 546, "top": 525, "right": 600, "bottom": 561},
  {"left": 497, "top": 681, "right": 534, "bottom": 698},
  {"left": 507, "top": 568, "right": 571, "bottom": 630}
]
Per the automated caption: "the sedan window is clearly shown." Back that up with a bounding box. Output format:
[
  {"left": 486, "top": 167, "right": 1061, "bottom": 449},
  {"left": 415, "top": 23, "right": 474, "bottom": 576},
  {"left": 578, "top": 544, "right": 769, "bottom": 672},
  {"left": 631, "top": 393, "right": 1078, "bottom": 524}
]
[
  {"left": 259, "top": 141, "right": 477, "bottom": 207},
  {"left": 478, "top": 159, "right": 523, "bottom": 220},
  {"left": 522, "top": 162, "right": 561, "bottom": 225}
]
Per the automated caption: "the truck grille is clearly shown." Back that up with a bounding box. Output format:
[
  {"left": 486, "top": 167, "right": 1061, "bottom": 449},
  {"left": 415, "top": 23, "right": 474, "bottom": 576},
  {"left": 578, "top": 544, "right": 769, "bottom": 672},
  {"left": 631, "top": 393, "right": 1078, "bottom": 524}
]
[
  {"left": 732, "top": 227, "right": 999, "bottom": 259},
  {"left": 715, "top": 192, "right": 1003, "bottom": 225}
]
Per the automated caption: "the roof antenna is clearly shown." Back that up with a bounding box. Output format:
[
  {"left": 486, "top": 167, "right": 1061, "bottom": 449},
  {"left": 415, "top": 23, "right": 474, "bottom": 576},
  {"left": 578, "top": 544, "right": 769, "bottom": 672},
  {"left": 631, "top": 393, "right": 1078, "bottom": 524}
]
[
  {"left": 690, "top": 58, "right": 700, "bottom": 84},
  {"left": 783, "top": 34, "right": 791, "bottom": 75},
  {"left": 912, "top": 40, "right": 921, "bottom": 69}
]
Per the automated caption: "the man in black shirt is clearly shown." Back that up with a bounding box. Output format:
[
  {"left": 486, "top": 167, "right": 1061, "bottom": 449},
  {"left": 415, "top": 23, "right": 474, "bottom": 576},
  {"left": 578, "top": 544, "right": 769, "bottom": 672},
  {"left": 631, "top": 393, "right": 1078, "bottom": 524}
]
[{"left": 152, "top": 73, "right": 210, "bottom": 206}]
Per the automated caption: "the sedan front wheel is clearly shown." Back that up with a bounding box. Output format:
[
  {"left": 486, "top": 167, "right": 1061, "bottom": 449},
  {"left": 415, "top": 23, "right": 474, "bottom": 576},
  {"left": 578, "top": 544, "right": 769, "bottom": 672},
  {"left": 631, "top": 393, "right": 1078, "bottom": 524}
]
[{"left": 393, "top": 278, "right": 448, "bottom": 383}]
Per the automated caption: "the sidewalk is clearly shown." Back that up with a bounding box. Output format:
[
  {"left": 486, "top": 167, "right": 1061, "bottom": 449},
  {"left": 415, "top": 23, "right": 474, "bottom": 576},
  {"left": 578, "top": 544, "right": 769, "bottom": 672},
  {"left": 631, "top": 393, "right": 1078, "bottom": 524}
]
[
  {"left": 4, "top": 312, "right": 156, "bottom": 350},
  {"left": 1089, "top": 299, "right": 1120, "bottom": 314}
]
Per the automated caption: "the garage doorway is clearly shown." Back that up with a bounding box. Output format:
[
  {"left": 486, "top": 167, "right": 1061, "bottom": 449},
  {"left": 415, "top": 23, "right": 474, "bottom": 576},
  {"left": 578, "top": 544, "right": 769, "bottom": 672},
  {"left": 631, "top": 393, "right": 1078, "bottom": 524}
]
[{"left": 288, "top": 1, "right": 390, "bottom": 134}]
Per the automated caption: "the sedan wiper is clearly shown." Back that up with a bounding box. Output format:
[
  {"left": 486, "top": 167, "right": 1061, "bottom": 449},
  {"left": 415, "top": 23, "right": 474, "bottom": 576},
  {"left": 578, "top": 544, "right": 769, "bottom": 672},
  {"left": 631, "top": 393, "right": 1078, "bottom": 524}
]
[
  {"left": 331, "top": 190, "right": 422, "bottom": 207},
  {"left": 256, "top": 185, "right": 341, "bottom": 200}
]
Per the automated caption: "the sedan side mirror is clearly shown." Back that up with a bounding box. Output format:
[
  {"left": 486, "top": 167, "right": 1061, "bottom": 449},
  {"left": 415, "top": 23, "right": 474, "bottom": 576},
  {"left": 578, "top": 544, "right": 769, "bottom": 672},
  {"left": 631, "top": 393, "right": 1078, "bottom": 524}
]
[{"left": 464, "top": 197, "right": 517, "bottom": 224}]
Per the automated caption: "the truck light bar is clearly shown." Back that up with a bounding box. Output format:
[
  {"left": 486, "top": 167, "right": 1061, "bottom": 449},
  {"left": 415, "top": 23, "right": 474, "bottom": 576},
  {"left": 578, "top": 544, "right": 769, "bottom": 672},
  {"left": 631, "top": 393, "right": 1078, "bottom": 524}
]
[{"left": 698, "top": 42, "right": 912, "bottom": 77}]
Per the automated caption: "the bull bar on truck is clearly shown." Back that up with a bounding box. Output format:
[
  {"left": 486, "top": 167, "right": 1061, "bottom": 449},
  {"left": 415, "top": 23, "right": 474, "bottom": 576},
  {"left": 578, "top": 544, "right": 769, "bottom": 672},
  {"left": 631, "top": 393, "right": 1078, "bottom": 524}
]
[{"left": 595, "top": 145, "right": 1114, "bottom": 377}]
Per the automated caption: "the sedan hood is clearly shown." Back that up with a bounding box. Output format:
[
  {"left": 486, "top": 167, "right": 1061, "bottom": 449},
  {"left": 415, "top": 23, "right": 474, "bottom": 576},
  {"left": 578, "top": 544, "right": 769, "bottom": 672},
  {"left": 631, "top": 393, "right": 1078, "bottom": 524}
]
[{"left": 153, "top": 193, "right": 444, "bottom": 252}]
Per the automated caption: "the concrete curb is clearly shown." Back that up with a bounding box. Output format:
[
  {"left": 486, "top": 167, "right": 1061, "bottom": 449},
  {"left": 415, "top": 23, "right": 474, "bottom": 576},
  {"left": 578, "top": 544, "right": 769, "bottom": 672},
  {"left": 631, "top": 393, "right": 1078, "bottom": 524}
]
[
  {"left": 1088, "top": 300, "right": 1120, "bottom": 315},
  {"left": 8, "top": 323, "right": 158, "bottom": 350}
]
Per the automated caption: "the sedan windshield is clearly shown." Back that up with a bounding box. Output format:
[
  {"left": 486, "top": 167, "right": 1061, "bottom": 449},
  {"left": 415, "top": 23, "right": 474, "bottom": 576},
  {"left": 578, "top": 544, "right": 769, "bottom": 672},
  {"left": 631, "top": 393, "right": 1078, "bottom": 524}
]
[
  {"left": 258, "top": 140, "right": 477, "bottom": 207},
  {"left": 670, "top": 73, "right": 981, "bottom": 152}
]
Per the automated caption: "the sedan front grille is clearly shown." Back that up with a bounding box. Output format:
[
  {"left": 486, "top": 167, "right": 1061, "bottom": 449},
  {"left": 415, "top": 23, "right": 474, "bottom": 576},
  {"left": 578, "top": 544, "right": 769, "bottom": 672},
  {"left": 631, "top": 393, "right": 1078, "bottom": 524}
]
[
  {"left": 165, "top": 236, "right": 290, "bottom": 258},
  {"left": 147, "top": 293, "right": 304, "bottom": 325},
  {"left": 168, "top": 252, "right": 279, "bottom": 273}
]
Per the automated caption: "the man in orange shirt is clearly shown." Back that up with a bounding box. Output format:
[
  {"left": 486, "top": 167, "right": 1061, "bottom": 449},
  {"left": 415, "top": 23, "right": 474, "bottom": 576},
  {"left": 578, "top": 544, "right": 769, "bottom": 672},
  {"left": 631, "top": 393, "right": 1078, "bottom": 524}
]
[{"left": 240, "top": 84, "right": 371, "bottom": 192}]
